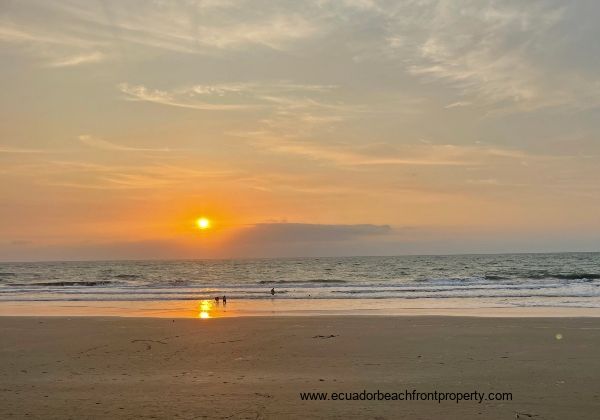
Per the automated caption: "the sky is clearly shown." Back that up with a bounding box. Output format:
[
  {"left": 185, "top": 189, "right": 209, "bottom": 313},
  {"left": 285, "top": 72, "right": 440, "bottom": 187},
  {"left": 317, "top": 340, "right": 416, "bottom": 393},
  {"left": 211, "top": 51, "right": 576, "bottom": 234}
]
[{"left": 1, "top": 0, "right": 600, "bottom": 261}]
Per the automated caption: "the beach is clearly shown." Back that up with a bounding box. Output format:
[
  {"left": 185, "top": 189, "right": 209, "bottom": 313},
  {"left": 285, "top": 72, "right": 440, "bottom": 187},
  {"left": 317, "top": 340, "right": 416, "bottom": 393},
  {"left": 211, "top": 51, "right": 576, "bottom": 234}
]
[
  {"left": 1, "top": 315, "right": 599, "bottom": 419},
  {"left": 3, "top": 1, "right": 599, "bottom": 418}
]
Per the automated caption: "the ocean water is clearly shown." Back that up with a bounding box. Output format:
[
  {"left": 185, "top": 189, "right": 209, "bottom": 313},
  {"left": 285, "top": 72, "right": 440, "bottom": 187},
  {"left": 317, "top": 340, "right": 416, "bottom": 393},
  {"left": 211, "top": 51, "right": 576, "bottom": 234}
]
[{"left": 1, "top": 253, "right": 599, "bottom": 308}]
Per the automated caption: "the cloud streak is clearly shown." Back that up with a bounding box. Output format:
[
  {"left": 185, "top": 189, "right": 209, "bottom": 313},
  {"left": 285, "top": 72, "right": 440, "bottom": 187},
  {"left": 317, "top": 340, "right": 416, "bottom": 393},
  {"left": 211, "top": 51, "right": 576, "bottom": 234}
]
[
  {"left": 47, "top": 51, "right": 106, "bottom": 67},
  {"left": 0, "top": 1, "right": 318, "bottom": 66},
  {"left": 234, "top": 130, "right": 533, "bottom": 167},
  {"left": 4, "top": 1, "right": 597, "bottom": 112},
  {"left": 118, "top": 82, "right": 341, "bottom": 112},
  {"left": 381, "top": 1, "right": 599, "bottom": 111},
  {"left": 25, "top": 160, "right": 237, "bottom": 190},
  {"left": 77, "top": 134, "right": 171, "bottom": 152},
  {"left": 0, "top": 146, "right": 46, "bottom": 154}
]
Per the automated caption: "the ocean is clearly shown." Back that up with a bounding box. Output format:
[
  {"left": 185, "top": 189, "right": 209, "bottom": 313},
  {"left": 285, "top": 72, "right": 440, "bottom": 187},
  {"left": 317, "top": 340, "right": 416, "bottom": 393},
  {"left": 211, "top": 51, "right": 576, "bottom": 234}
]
[{"left": 1, "top": 253, "right": 599, "bottom": 309}]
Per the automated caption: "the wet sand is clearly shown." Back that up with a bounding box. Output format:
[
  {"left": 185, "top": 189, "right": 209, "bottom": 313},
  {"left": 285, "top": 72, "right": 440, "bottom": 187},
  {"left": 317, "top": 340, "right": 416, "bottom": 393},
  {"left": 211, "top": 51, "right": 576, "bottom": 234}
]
[
  {"left": 1, "top": 316, "right": 599, "bottom": 419},
  {"left": 2, "top": 298, "right": 600, "bottom": 318}
]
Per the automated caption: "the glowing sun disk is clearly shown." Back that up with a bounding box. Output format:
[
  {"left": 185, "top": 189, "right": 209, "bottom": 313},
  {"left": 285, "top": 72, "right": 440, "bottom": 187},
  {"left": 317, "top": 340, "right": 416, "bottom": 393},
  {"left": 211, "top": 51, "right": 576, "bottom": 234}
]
[{"left": 196, "top": 217, "right": 211, "bottom": 230}]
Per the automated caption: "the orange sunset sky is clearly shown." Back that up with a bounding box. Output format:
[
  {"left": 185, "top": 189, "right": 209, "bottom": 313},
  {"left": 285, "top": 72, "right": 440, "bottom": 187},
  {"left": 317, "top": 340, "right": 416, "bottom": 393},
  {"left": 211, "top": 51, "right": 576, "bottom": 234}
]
[{"left": 1, "top": 1, "right": 599, "bottom": 261}]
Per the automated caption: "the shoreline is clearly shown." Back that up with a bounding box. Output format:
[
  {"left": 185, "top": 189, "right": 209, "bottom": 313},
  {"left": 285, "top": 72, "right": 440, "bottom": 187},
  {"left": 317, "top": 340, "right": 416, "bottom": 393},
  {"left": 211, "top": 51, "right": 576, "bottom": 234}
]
[{"left": 1, "top": 298, "right": 600, "bottom": 318}]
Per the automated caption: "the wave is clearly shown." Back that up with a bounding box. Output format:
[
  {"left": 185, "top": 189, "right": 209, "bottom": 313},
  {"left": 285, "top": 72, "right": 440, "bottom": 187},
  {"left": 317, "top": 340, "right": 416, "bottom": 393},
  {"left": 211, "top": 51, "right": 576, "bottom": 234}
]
[
  {"left": 0, "top": 272, "right": 16, "bottom": 276},
  {"left": 113, "top": 274, "right": 140, "bottom": 279},
  {"left": 16, "top": 281, "right": 115, "bottom": 287},
  {"left": 498, "top": 271, "right": 600, "bottom": 280},
  {"left": 257, "top": 279, "right": 347, "bottom": 284},
  {"left": 554, "top": 273, "right": 600, "bottom": 280},
  {"left": 417, "top": 273, "right": 600, "bottom": 282},
  {"left": 484, "top": 274, "right": 508, "bottom": 280},
  {"left": 2, "top": 292, "right": 599, "bottom": 303}
]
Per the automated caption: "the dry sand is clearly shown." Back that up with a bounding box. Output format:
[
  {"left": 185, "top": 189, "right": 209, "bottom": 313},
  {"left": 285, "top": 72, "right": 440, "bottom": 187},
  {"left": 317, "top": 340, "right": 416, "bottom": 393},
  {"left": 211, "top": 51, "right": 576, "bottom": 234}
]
[{"left": 1, "top": 316, "right": 599, "bottom": 419}]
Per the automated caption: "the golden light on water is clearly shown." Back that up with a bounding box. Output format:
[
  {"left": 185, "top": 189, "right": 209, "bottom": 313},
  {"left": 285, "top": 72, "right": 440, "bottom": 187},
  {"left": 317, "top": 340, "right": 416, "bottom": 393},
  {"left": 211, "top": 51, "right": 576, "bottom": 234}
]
[
  {"left": 198, "top": 299, "right": 213, "bottom": 319},
  {"left": 196, "top": 217, "right": 211, "bottom": 230}
]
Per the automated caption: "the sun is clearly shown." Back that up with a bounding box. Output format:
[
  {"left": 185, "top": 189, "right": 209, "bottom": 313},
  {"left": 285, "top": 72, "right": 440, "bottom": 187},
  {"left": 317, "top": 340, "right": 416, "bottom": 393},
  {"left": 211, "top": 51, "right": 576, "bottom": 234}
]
[{"left": 196, "top": 217, "right": 211, "bottom": 230}]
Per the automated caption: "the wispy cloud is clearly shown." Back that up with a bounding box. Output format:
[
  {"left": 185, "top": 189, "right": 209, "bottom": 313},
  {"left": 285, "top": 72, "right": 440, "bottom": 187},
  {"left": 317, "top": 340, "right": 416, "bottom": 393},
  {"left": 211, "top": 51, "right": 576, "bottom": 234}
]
[
  {"left": 381, "top": 1, "right": 600, "bottom": 111},
  {"left": 118, "top": 83, "right": 259, "bottom": 111},
  {"left": 232, "top": 130, "right": 533, "bottom": 167},
  {"left": 0, "top": 1, "right": 318, "bottom": 67},
  {"left": 0, "top": 146, "right": 46, "bottom": 154},
  {"left": 445, "top": 101, "right": 472, "bottom": 109},
  {"left": 47, "top": 51, "right": 106, "bottom": 67},
  {"left": 4, "top": 1, "right": 597, "bottom": 114},
  {"left": 77, "top": 134, "right": 171, "bottom": 152},
  {"left": 118, "top": 82, "right": 341, "bottom": 112},
  {"left": 0, "top": 21, "right": 100, "bottom": 48},
  {"left": 0, "top": 19, "right": 107, "bottom": 67},
  {"left": 37, "top": 160, "right": 237, "bottom": 190}
]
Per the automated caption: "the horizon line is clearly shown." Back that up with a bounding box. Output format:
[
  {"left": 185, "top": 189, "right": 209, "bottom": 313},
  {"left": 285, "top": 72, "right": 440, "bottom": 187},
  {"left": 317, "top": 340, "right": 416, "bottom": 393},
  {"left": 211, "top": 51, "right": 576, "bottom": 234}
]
[{"left": 2, "top": 250, "right": 599, "bottom": 264}]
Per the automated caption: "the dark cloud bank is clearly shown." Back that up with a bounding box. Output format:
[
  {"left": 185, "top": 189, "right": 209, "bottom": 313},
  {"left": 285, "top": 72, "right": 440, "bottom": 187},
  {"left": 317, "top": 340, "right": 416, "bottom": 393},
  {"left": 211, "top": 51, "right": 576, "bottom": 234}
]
[{"left": 2, "top": 223, "right": 599, "bottom": 261}]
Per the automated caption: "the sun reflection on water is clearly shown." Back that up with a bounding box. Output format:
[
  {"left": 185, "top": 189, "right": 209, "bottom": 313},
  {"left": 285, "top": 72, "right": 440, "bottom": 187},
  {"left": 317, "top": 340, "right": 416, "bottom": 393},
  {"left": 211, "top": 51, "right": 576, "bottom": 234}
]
[{"left": 198, "top": 299, "right": 213, "bottom": 319}]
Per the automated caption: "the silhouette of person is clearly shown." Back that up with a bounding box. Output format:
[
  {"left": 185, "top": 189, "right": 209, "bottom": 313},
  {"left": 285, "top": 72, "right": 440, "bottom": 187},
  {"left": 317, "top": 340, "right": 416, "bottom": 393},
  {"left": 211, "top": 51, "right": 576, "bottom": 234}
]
[
  {"left": 215, "top": 296, "right": 220, "bottom": 303},
  {"left": 270, "top": 288, "right": 275, "bottom": 296},
  {"left": 222, "top": 295, "right": 227, "bottom": 305}
]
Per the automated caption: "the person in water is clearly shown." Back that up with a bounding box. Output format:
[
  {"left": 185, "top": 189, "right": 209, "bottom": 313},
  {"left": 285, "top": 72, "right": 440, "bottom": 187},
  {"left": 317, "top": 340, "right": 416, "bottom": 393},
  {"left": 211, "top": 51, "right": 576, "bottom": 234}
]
[
  {"left": 222, "top": 295, "right": 227, "bottom": 304},
  {"left": 271, "top": 288, "right": 275, "bottom": 296},
  {"left": 215, "top": 296, "right": 220, "bottom": 303}
]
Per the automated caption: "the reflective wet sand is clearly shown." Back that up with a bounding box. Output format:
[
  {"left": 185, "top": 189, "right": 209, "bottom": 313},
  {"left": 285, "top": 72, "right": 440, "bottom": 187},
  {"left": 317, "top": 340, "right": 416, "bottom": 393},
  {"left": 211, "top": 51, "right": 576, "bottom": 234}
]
[{"left": 1, "top": 298, "right": 600, "bottom": 318}]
